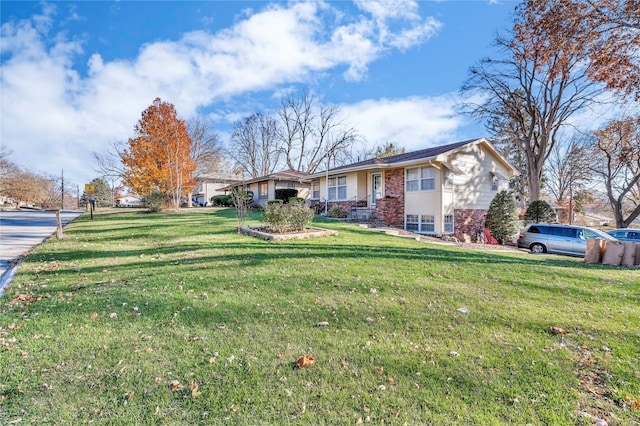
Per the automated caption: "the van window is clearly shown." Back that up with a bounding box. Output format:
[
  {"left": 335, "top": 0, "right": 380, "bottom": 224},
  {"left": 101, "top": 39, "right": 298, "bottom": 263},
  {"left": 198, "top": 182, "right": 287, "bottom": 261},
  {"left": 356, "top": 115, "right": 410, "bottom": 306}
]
[
  {"left": 549, "top": 227, "right": 577, "bottom": 237},
  {"left": 582, "top": 229, "right": 599, "bottom": 239},
  {"left": 629, "top": 231, "right": 640, "bottom": 240},
  {"left": 528, "top": 226, "right": 541, "bottom": 234}
]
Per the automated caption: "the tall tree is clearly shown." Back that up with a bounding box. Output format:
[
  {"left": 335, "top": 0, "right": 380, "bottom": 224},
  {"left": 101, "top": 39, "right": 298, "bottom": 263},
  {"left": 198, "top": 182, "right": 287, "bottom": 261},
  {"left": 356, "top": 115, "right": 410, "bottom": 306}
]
[
  {"left": 228, "top": 113, "right": 281, "bottom": 178},
  {"left": 462, "top": 27, "right": 602, "bottom": 202},
  {"left": 485, "top": 95, "right": 530, "bottom": 205},
  {"left": 186, "top": 116, "right": 224, "bottom": 178},
  {"left": 278, "top": 91, "right": 359, "bottom": 173},
  {"left": 121, "top": 98, "right": 196, "bottom": 211},
  {"left": 587, "top": 117, "right": 640, "bottom": 228},
  {"left": 515, "top": 0, "right": 640, "bottom": 100},
  {"left": 544, "top": 138, "right": 592, "bottom": 223},
  {"left": 91, "top": 177, "right": 113, "bottom": 207}
]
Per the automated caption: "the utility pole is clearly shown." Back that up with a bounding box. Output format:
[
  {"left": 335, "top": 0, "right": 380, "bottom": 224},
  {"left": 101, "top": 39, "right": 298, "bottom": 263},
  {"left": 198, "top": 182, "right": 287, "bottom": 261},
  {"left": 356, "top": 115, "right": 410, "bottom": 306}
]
[{"left": 61, "top": 169, "right": 64, "bottom": 210}]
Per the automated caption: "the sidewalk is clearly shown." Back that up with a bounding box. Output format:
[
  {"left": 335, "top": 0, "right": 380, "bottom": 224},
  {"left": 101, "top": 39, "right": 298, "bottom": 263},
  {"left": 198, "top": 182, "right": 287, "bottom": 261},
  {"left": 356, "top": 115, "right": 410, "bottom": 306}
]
[{"left": 0, "top": 209, "right": 84, "bottom": 296}]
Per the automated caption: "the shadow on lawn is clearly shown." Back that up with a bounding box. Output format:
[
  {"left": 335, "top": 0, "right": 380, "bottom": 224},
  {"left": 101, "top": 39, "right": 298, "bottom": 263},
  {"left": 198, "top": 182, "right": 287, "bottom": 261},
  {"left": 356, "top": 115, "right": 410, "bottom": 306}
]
[{"left": 28, "top": 235, "right": 634, "bottom": 302}]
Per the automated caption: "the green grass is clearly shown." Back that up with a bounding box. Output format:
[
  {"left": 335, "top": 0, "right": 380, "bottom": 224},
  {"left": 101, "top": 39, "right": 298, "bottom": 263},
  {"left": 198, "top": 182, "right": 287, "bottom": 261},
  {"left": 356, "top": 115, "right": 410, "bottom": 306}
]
[{"left": 1, "top": 208, "right": 639, "bottom": 425}]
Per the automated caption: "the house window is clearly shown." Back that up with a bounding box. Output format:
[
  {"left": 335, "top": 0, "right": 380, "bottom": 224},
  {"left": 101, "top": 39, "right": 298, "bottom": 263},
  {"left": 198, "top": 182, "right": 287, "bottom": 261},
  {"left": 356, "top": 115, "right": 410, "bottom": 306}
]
[
  {"left": 312, "top": 182, "right": 320, "bottom": 199},
  {"left": 405, "top": 214, "right": 435, "bottom": 233},
  {"left": 406, "top": 167, "right": 435, "bottom": 192},
  {"left": 328, "top": 175, "right": 347, "bottom": 201},
  {"left": 406, "top": 215, "right": 419, "bottom": 231},
  {"left": 406, "top": 168, "right": 420, "bottom": 192},
  {"left": 443, "top": 169, "right": 454, "bottom": 190},
  {"left": 421, "top": 215, "right": 435, "bottom": 233},
  {"left": 276, "top": 181, "right": 295, "bottom": 189},
  {"left": 421, "top": 168, "right": 435, "bottom": 190},
  {"left": 444, "top": 214, "right": 454, "bottom": 234},
  {"left": 491, "top": 173, "right": 499, "bottom": 191},
  {"left": 258, "top": 182, "right": 268, "bottom": 199}
]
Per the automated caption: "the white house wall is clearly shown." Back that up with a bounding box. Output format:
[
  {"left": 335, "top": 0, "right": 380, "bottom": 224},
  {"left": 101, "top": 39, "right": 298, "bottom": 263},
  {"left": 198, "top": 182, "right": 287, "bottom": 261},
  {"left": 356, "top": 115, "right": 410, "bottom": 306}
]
[{"left": 448, "top": 144, "right": 511, "bottom": 209}]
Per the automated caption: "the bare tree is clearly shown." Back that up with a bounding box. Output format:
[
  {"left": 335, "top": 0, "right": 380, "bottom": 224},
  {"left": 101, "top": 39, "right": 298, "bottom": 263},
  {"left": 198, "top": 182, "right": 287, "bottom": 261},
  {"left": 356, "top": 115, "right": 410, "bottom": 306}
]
[
  {"left": 587, "top": 117, "right": 640, "bottom": 228},
  {"left": 462, "top": 27, "right": 604, "bottom": 202},
  {"left": 485, "top": 93, "right": 530, "bottom": 206},
  {"left": 186, "top": 116, "right": 224, "bottom": 178},
  {"left": 544, "top": 137, "right": 592, "bottom": 223},
  {"left": 227, "top": 113, "right": 281, "bottom": 178},
  {"left": 92, "top": 140, "right": 127, "bottom": 181},
  {"left": 278, "top": 91, "right": 360, "bottom": 174}
]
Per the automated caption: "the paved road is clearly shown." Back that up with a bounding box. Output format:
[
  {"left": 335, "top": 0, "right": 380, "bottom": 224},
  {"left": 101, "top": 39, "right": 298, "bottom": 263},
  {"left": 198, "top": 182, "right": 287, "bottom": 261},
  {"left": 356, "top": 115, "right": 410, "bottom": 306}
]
[{"left": 0, "top": 209, "right": 84, "bottom": 295}]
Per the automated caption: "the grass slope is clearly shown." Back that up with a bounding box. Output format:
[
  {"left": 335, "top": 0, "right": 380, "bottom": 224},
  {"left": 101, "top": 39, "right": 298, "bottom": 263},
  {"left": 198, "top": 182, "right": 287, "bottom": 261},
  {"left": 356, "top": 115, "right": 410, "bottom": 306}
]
[{"left": 1, "top": 208, "right": 639, "bottom": 425}]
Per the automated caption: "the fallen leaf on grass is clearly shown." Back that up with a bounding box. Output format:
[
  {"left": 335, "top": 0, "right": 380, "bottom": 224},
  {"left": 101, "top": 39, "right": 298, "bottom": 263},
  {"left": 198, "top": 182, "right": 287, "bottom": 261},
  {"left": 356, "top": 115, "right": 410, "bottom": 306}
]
[
  {"left": 190, "top": 380, "right": 202, "bottom": 398},
  {"left": 296, "top": 355, "right": 315, "bottom": 369},
  {"left": 317, "top": 321, "right": 329, "bottom": 326},
  {"left": 549, "top": 326, "right": 564, "bottom": 335},
  {"left": 168, "top": 380, "right": 184, "bottom": 391},
  {"left": 90, "top": 312, "right": 98, "bottom": 320}
]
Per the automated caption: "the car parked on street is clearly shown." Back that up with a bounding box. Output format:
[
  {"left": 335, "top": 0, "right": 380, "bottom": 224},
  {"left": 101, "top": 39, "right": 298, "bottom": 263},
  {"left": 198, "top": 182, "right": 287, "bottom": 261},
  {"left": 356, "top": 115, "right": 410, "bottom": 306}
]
[
  {"left": 606, "top": 228, "right": 640, "bottom": 242},
  {"left": 517, "top": 223, "right": 618, "bottom": 256}
]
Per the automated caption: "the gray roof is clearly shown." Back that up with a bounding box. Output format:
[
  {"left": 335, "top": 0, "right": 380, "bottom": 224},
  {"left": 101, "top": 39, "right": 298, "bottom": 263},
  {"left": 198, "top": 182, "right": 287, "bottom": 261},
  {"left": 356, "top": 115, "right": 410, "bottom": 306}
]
[{"left": 328, "top": 139, "right": 475, "bottom": 172}]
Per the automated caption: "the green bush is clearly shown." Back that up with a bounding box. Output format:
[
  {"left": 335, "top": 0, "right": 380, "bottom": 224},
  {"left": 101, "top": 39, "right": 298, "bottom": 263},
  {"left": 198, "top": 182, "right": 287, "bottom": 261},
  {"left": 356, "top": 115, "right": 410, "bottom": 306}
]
[
  {"left": 327, "top": 206, "right": 347, "bottom": 218},
  {"left": 262, "top": 199, "right": 314, "bottom": 232},
  {"left": 485, "top": 190, "right": 519, "bottom": 244},
  {"left": 287, "top": 200, "right": 314, "bottom": 231},
  {"left": 524, "top": 200, "right": 557, "bottom": 224},
  {"left": 289, "top": 196, "right": 305, "bottom": 204},
  {"left": 211, "top": 195, "right": 233, "bottom": 206},
  {"left": 143, "top": 190, "right": 166, "bottom": 212},
  {"left": 262, "top": 202, "right": 288, "bottom": 233},
  {"left": 275, "top": 188, "right": 298, "bottom": 203}
]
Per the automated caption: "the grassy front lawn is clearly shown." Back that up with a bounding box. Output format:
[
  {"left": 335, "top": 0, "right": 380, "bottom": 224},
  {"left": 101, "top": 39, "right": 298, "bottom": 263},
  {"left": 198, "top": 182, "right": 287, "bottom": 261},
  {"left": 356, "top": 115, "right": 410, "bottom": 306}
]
[{"left": 1, "top": 208, "right": 638, "bottom": 425}]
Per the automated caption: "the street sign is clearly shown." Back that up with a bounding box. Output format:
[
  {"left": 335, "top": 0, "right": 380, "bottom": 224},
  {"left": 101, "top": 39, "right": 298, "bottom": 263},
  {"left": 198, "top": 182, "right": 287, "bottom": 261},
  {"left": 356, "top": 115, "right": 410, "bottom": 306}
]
[{"left": 85, "top": 184, "right": 95, "bottom": 194}]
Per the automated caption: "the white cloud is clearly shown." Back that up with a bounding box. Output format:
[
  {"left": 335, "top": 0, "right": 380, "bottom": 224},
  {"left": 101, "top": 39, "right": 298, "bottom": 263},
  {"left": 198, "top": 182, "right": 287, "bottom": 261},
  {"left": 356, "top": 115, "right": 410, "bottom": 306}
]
[
  {"left": 342, "top": 95, "right": 465, "bottom": 151},
  {"left": 0, "top": 1, "right": 443, "bottom": 184}
]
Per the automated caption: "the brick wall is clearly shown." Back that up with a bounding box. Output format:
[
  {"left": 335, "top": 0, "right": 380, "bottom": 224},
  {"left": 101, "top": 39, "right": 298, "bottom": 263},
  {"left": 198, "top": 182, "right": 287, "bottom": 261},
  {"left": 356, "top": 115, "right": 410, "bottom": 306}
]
[
  {"left": 373, "top": 168, "right": 405, "bottom": 227},
  {"left": 454, "top": 209, "right": 487, "bottom": 242}
]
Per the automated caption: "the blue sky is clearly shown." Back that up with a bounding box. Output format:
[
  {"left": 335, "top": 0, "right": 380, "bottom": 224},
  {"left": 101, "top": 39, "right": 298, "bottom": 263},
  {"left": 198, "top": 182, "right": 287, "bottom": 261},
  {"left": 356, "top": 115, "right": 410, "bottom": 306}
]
[{"left": 1, "top": 0, "right": 521, "bottom": 187}]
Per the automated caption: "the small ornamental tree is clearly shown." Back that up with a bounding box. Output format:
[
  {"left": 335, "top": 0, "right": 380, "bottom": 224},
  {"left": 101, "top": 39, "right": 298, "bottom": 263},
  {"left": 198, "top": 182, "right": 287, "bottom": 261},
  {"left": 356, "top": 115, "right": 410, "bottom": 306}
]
[
  {"left": 485, "top": 190, "right": 519, "bottom": 244},
  {"left": 524, "top": 200, "right": 557, "bottom": 224},
  {"left": 231, "top": 189, "right": 252, "bottom": 232}
]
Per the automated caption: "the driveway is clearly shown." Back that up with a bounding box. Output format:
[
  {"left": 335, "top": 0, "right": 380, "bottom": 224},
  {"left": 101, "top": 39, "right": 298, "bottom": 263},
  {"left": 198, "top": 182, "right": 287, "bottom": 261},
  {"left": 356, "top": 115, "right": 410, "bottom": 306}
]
[{"left": 0, "top": 209, "right": 83, "bottom": 295}]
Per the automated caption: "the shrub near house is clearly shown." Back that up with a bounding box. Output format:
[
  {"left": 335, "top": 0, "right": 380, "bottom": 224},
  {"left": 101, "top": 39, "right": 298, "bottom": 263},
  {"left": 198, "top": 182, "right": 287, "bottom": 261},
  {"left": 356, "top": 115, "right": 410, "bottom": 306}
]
[{"left": 262, "top": 200, "right": 313, "bottom": 232}]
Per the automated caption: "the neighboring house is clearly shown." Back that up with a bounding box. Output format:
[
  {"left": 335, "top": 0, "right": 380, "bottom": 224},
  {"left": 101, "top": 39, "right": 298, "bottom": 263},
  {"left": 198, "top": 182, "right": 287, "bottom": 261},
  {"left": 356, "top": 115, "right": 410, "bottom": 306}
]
[
  {"left": 303, "top": 138, "right": 519, "bottom": 241},
  {"left": 222, "top": 170, "right": 311, "bottom": 207},
  {"left": 193, "top": 172, "right": 244, "bottom": 206},
  {"left": 115, "top": 195, "right": 142, "bottom": 207}
]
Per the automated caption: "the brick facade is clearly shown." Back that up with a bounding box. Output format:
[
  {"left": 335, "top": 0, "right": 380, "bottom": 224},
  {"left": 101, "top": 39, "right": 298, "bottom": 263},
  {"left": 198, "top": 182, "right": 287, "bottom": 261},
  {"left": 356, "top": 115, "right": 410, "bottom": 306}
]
[
  {"left": 454, "top": 209, "right": 487, "bottom": 242},
  {"left": 373, "top": 168, "right": 405, "bottom": 227}
]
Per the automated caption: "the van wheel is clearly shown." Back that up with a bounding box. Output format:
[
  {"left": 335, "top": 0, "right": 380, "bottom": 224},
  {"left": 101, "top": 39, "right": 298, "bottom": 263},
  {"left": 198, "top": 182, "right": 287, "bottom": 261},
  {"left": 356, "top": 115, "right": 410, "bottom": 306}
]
[{"left": 530, "top": 243, "right": 546, "bottom": 254}]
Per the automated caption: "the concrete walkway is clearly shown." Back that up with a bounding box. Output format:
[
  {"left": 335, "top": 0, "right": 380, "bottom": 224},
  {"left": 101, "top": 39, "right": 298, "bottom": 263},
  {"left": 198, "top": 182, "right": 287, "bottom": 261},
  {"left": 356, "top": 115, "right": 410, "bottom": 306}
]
[{"left": 0, "top": 209, "right": 84, "bottom": 295}]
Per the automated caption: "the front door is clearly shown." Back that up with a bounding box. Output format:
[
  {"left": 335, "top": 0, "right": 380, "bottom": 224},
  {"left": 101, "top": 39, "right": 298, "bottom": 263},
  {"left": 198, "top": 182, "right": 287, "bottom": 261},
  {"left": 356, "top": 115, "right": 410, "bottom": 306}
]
[{"left": 371, "top": 173, "right": 382, "bottom": 205}]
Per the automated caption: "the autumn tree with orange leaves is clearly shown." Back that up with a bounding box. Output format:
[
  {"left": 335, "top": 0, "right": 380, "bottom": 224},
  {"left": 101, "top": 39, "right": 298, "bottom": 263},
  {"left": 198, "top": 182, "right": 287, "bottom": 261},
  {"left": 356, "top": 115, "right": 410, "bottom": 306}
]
[
  {"left": 121, "top": 98, "right": 195, "bottom": 211},
  {"left": 515, "top": 0, "right": 640, "bottom": 100}
]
